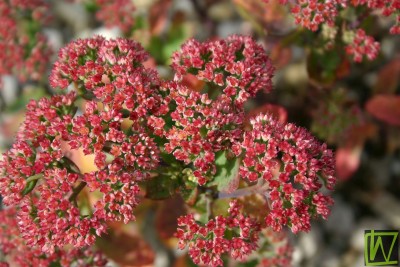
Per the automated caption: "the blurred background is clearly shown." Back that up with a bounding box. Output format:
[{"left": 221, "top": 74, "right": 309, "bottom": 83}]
[{"left": 0, "top": 0, "right": 400, "bottom": 266}]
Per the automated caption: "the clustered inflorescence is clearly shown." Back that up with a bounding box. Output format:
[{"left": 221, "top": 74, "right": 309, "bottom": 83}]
[
  {"left": 0, "top": 0, "right": 50, "bottom": 82},
  {"left": 263, "top": 0, "right": 399, "bottom": 62},
  {"left": 0, "top": 35, "right": 335, "bottom": 266},
  {"left": 0, "top": 0, "right": 136, "bottom": 88},
  {"left": 0, "top": 207, "right": 108, "bottom": 267},
  {"left": 72, "top": 0, "right": 136, "bottom": 34}
]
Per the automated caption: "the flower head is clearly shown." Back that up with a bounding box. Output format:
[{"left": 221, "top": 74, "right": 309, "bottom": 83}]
[
  {"left": 345, "top": 29, "right": 380, "bottom": 62},
  {"left": 0, "top": 207, "right": 108, "bottom": 267},
  {"left": 1, "top": 36, "right": 162, "bottom": 251},
  {"left": 0, "top": 0, "right": 50, "bottom": 82},
  {"left": 235, "top": 114, "right": 335, "bottom": 233},
  {"left": 176, "top": 200, "right": 261, "bottom": 267},
  {"left": 171, "top": 35, "right": 274, "bottom": 106}
]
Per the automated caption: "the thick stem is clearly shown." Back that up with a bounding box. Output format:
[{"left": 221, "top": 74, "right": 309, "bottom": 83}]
[
  {"left": 205, "top": 190, "right": 214, "bottom": 220},
  {"left": 142, "top": 208, "right": 176, "bottom": 267},
  {"left": 25, "top": 173, "right": 44, "bottom": 183},
  {"left": 218, "top": 181, "right": 270, "bottom": 199},
  {"left": 69, "top": 181, "right": 87, "bottom": 206},
  {"left": 190, "top": 0, "right": 216, "bottom": 37},
  {"left": 61, "top": 156, "right": 81, "bottom": 173}
]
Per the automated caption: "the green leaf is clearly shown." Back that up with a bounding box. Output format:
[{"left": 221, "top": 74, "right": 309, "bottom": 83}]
[
  {"left": 236, "top": 259, "right": 259, "bottom": 267},
  {"left": 5, "top": 88, "right": 46, "bottom": 113},
  {"left": 147, "top": 36, "right": 164, "bottom": 64},
  {"left": 307, "top": 48, "right": 342, "bottom": 86},
  {"left": 132, "top": 15, "right": 146, "bottom": 31},
  {"left": 163, "top": 23, "right": 186, "bottom": 62},
  {"left": 83, "top": 0, "right": 99, "bottom": 13},
  {"left": 142, "top": 174, "right": 179, "bottom": 200},
  {"left": 49, "top": 261, "right": 62, "bottom": 267},
  {"left": 21, "top": 179, "right": 38, "bottom": 196},
  {"left": 146, "top": 21, "right": 187, "bottom": 64},
  {"left": 180, "top": 184, "right": 199, "bottom": 206},
  {"left": 207, "top": 151, "right": 240, "bottom": 192}
]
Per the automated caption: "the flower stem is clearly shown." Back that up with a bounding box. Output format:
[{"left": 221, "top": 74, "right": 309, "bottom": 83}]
[
  {"left": 25, "top": 173, "right": 43, "bottom": 183},
  {"left": 205, "top": 190, "right": 214, "bottom": 220},
  {"left": 218, "top": 181, "right": 270, "bottom": 199},
  {"left": 61, "top": 156, "right": 81, "bottom": 173},
  {"left": 69, "top": 181, "right": 87, "bottom": 206}
]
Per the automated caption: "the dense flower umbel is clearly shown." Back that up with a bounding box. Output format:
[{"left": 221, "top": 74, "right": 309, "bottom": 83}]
[
  {"left": 351, "top": 0, "right": 400, "bottom": 34},
  {"left": 171, "top": 35, "right": 274, "bottom": 107},
  {"left": 0, "top": 0, "right": 50, "bottom": 82},
  {"left": 263, "top": 0, "right": 400, "bottom": 34},
  {"left": 152, "top": 35, "right": 274, "bottom": 184},
  {"left": 0, "top": 92, "right": 77, "bottom": 205},
  {"left": 176, "top": 201, "right": 261, "bottom": 267},
  {"left": 235, "top": 114, "right": 335, "bottom": 233},
  {"left": 17, "top": 91, "right": 77, "bottom": 144},
  {"left": 0, "top": 208, "right": 108, "bottom": 267},
  {"left": 0, "top": 141, "right": 39, "bottom": 205},
  {"left": 257, "top": 229, "right": 293, "bottom": 267},
  {"left": 95, "top": 0, "right": 136, "bottom": 34},
  {"left": 345, "top": 29, "right": 380, "bottom": 62},
  {"left": 262, "top": 0, "right": 399, "bottom": 62},
  {"left": 1, "top": 37, "right": 160, "bottom": 252},
  {"left": 17, "top": 169, "right": 105, "bottom": 253},
  {"left": 72, "top": 0, "right": 136, "bottom": 34},
  {"left": 263, "top": 0, "right": 347, "bottom": 31},
  {"left": 0, "top": 35, "right": 337, "bottom": 265},
  {"left": 149, "top": 81, "right": 244, "bottom": 185},
  {"left": 50, "top": 36, "right": 160, "bottom": 125}
]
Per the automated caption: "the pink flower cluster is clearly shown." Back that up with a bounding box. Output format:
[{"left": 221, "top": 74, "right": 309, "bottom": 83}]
[
  {"left": 263, "top": 0, "right": 347, "bottom": 31},
  {"left": 171, "top": 35, "right": 275, "bottom": 104},
  {"left": 0, "top": 207, "right": 108, "bottom": 267},
  {"left": 345, "top": 29, "right": 381, "bottom": 62},
  {"left": 0, "top": 0, "right": 50, "bottom": 82},
  {"left": 72, "top": 0, "right": 136, "bottom": 34},
  {"left": 0, "top": 35, "right": 336, "bottom": 265},
  {"left": 262, "top": 0, "right": 398, "bottom": 62},
  {"left": 264, "top": 0, "right": 399, "bottom": 34},
  {"left": 0, "top": 92, "right": 77, "bottom": 206},
  {"left": 95, "top": 0, "right": 136, "bottom": 34},
  {"left": 275, "top": 0, "right": 348, "bottom": 31},
  {"left": 176, "top": 201, "right": 261, "bottom": 267},
  {"left": 150, "top": 36, "right": 274, "bottom": 184},
  {"left": 258, "top": 229, "right": 293, "bottom": 267},
  {"left": 1, "top": 37, "right": 161, "bottom": 253},
  {"left": 234, "top": 114, "right": 335, "bottom": 233},
  {"left": 351, "top": 0, "right": 400, "bottom": 34}
]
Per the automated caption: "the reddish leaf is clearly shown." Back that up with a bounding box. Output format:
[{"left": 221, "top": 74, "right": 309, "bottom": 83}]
[
  {"left": 366, "top": 95, "right": 400, "bottom": 126},
  {"left": 155, "top": 196, "right": 186, "bottom": 240},
  {"left": 60, "top": 141, "right": 98, "bottom": 173},
  {"left": 246, "top": 104, "right": 288, "bottom": 124},
  {"left": 335, "top": 146, "right": 362, "bottom": 180},
  {"left": 335, "top": 57, "right": 351, "bottom": 79},
  {"left": 270, "top": 44, "right": 292, "bottom": 69},
  {"left": 143, "top": 57, "right": 157, "bottom": 69},
  {"left": 0, "top": 112, "right": 24, "bottom": 139},
  {"left": 97, "top": 228, "right": 154, "bottom": 267},
  {"left": 149, "top": 0, "right": 172, "bottom": 35},
  {"left": 233, "top": 0, "right": 287, "bottom": 27},
  {"left": 173, "top": 255, "right": 188, "bottom": 267},
  {"left": 343, "top": 123, "right": 377, "bottom": 147},
  {"left": 375, "top": 58, "right": 400, "bottom": 94},
  {"left": 181, "top": 73, "right": 205, "bottom": 92},
  {"left": 238, "top": 194, "right": 269, "bottom": 225}
]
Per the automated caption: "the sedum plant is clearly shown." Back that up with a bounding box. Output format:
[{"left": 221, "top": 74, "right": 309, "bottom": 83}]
[{"left": 0, "top": 35, "right": 335, "bottom": 267}]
